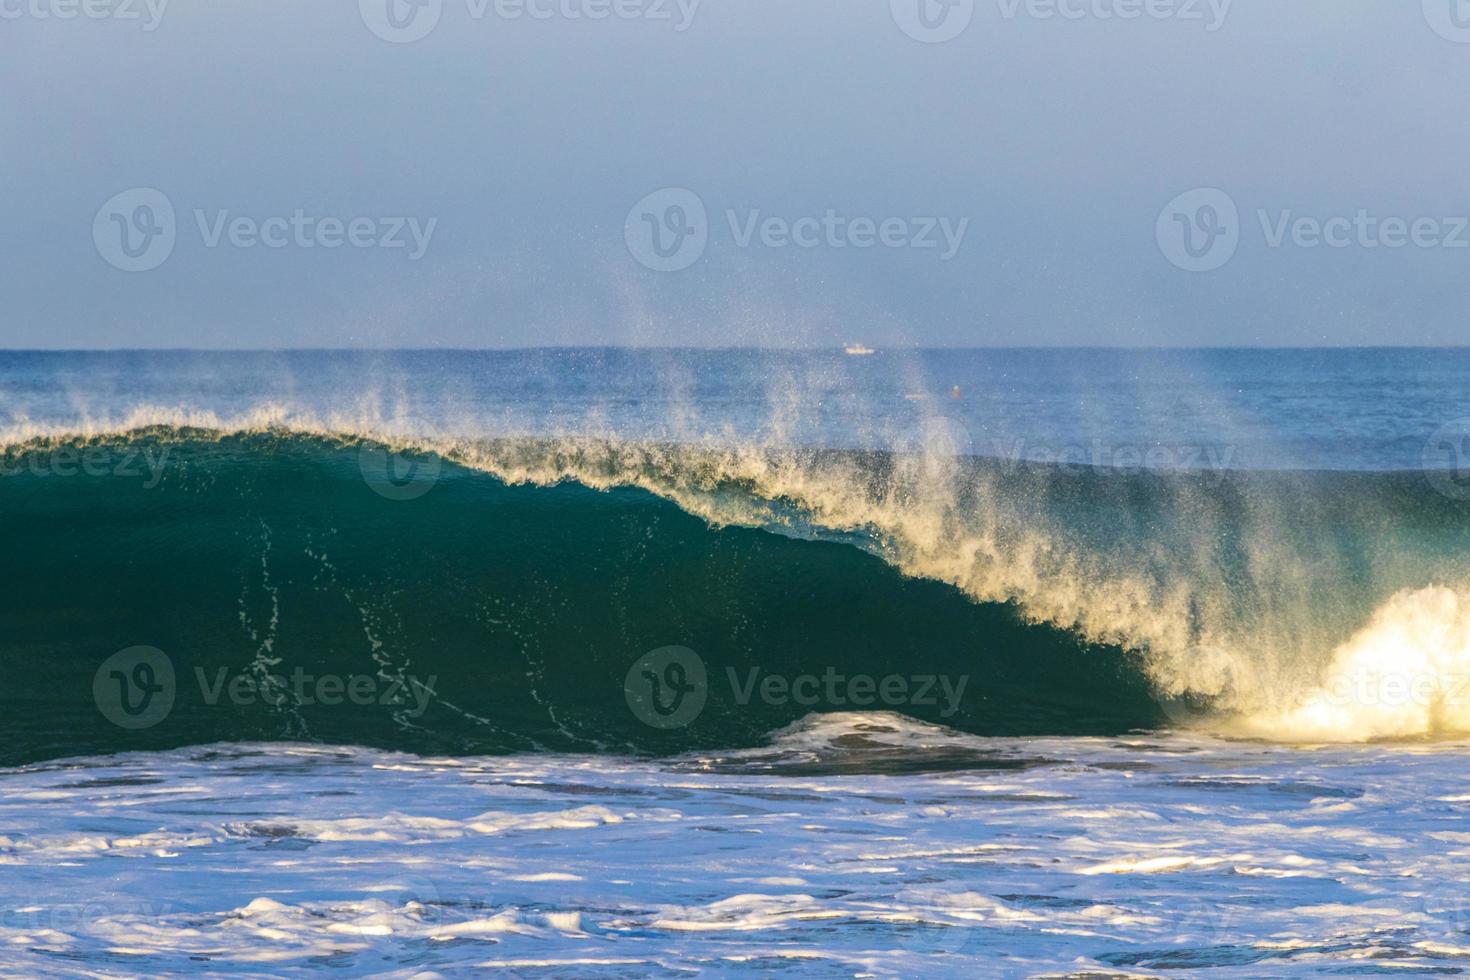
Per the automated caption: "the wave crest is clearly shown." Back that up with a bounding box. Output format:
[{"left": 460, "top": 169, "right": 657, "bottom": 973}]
[{"left": 4, "top": 408, "right": 1468, "bottom": 743}]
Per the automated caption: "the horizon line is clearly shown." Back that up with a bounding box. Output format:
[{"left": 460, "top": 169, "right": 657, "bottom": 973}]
[{"left": 3, "top": 344, "right": 1469, "bottom": 354}]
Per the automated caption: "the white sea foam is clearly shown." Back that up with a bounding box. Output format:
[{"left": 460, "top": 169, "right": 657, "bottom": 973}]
[{"left": 3, "top": 724, "right": 1470, "bottom": 976}]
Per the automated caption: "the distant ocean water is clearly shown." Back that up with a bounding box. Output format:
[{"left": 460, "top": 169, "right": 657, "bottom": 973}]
[
  {"left": 4, "top": 347, "right": 1470, "bottom": 976},
  {"left": 4, "top": 347, "right": 1468, "bottom": 470}
]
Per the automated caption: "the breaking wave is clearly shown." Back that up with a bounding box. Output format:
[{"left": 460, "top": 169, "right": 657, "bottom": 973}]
[{"left": 1, "top": 408, "right": 1467, "bottom": 759}]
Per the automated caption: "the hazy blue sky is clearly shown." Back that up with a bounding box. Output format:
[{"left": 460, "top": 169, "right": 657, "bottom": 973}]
[{"left": 3, "top": 0, "right": 1467, "bottom": 348}]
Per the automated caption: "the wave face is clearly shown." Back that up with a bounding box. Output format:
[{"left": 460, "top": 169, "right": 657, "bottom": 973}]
[
  {"left": 3, "top": 422, "right": 1470, "bottom": 763},
  {"left": 0, "top": 429, "right": 1167, "bottom": 765}
]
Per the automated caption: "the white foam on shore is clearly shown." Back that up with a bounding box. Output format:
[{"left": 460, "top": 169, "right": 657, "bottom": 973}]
[{"left": 3, "top": 724, "right": 1470, "bottom": 976}]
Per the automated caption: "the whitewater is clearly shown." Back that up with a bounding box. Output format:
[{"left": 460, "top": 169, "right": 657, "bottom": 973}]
[{"left": 7, "top": 719, "right": 1470, "bottom": 976}]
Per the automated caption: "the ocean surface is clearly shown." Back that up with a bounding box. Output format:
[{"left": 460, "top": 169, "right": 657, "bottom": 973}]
[{"left": 3, "top": 347, "right": 1470, "bottom": 977}]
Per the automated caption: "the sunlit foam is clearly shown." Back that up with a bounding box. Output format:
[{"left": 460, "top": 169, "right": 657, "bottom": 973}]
[{"left": 1238, "top": 587, "right": 1470, "bottom": 742}]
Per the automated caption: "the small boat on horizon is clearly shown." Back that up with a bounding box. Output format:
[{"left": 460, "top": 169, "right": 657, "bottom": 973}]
[{"left": 843, "top": 343, "right": 875, "bottom": 356}]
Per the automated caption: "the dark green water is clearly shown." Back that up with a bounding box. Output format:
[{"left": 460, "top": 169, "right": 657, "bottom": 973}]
[
  {"left": 0, "top": 431, "right": 1174, "bottom": 765},
  {"left": 2, "top": 429, "right": 1466, "bottom": 765}
]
